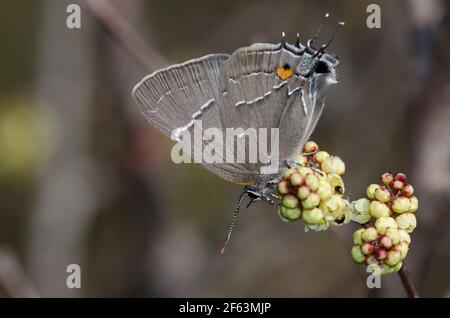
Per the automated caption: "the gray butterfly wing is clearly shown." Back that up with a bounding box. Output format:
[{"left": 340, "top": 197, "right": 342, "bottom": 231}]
[
  {"left": 133, "top": 54, "right": 255, "bottom": 184},
  {"left": 217, "top": 43, "right": 318, "bottom": 184},
  {"left": 133, "top": 54, "right": 228, "bottom": 140},
  {"left": 133, "top": 44, "right": 338, "bottom": 185}
]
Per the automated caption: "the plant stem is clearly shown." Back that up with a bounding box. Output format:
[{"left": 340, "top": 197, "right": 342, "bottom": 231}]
[
  {"left": 84, "top": 0, "right": 168, "bottom": 71},
  {"left": 398, "top": 266, "right": 419, "bottom": 298}
]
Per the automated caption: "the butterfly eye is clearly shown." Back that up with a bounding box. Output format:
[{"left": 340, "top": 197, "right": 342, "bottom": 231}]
[
  {"left": 335, "top": 185, "right": 343, "bottom": 194},
  {"left": 314, "top": 61, "right": 330, "bottom": 74}
]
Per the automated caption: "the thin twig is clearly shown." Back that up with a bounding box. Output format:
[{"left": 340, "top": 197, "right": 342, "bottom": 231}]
[
  {"left": 398, "top": 266, "right": 419, "bottom": 298},
  {"left": 84, "top": 0, "right": 168, "bottom": 71}
]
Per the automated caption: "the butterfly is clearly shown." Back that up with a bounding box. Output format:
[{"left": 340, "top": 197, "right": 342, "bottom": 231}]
[{"left": 133, "top": 19, "right": 343, "bottom": 251}]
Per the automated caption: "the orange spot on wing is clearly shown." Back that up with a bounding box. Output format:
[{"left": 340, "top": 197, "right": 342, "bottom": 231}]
[{"left": 276, "top": 64, "right": 294, "bottom": 80}]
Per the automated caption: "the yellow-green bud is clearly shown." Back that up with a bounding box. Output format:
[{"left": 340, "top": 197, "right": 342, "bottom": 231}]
[
  {"left": 385, "top": 250, "right": 402, "bottom": 266},
  {"left": 367, "top": 184, "right": 380, "bottom": 199},
  {"left": 277, "top": 180, "right": 290, "bottom": 194},
  {"left": 304, "top": 141, "right": 319, "bottom": 153},
  {"left": 282, "top": 194, "right": 299, "bottom": 209},
  {"left": 305, "top": 174, "right": 319, "bottom": 192},
  {"left": 374, "top": 187, "right": 391, "bottom": 203},
  {"left": 374, "top": 216, "right": 398, "bottom": 235},
  {"left": 408, "top": 196, "right": 418, "bottom": 213},
  {"left": 321, "top": 156, "right": 345, "bottom": 176},
  {"left": 317, "top": 184, "right": 333, "bottom": 201},
  {"left": 295, "top": 154, "right": 308, "bottom": 166},
  {"left": 395, "top": 213, "right": 417, "bottom": 233},
  {"left": 391, "top": 262, "right": 403, "bottom": 273},
  {"left": 396, "top": 242, "right": 409, "bottom": 260},
  {"left": 283, "top": 168, "right": 296, "bottom": 179},
  {"left": 297, "top": 185, "right": 310, "bottom": 200},
  {"left": 351, "top": 245, "right": 366, "bottom": 264},
  {"left": 362, "top": 227, "right": 378, "bottom": 242},
  {"left": 301, "top": 192, "right": 320, "bottom": 209},
  {"left": 379, "top": 236, "right": 393, "bottom": 249},
  {"left": 302, "top": 207, "right": 324, "bottom": 225},
  {"left": 327, "top": 174, "right": 345, "bottom": 194},
  {"left": 369, "top": 200, "right": 391, "bottom": 218},
  {"left": 392, "top": 196, "right": 411, "bottom": 214},
  {"left": 398, "top": 229, "right": 411, "bottom": 244},
  {"left": 297, "top": 166, "right": 313, "bottom": 177},
  {"left": 361, "top": 242, "right": 374, "bottom": 255},
  {"left": 313, "top": 151, "right": 330, "bottom": 164},
  {"left": 323, "top": 194, "right": 345, "bottom": 213},
  {"left": 289, "top": 172, "right": 304, "bottom": 187},
  {"left": 280, "top": 206, "right": 301, "bottom": 221},
  {"left": 385, "top": 228, "right": 401, "bottom": 245},
  {"left": 352, "top": 198, "right": 371, "bottom": 224},
  {"left": 353, "top": 228, "right": 365, "bottom": 245}
]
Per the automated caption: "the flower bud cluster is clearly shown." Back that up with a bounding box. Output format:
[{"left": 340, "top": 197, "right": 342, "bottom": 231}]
[
  {"left": 350, "top": 172, "right": 418, "bottom": 274},
  {"left": 277, "top": 141, "right": 350, "bottom": 231}
]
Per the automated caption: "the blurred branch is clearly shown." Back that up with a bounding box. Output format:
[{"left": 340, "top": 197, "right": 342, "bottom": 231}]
[
  {"left": 84, "top": 0, "right": 168, "bottom": 70},
  {"left": 0, "top": 248, "right": 40, "bottom": 297},
  {"left": 398, "top": 266, "right": 419, "bottom": 298}
]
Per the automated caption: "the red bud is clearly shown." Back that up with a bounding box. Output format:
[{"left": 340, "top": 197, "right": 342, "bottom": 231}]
[{"left": 395, "top": 172, "right": 406, "bottom": 182}]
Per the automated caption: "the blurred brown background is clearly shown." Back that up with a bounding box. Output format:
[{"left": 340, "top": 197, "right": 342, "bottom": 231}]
[{"left": 0, "top": 0, "right": 449, "bottom": 297}]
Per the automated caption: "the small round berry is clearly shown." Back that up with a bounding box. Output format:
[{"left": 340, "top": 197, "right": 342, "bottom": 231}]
[
  {"left": 381, "top": 172, "right": 394, "bottom": 185},
  {"left": 408, "top": 196, "right": 418, "bottom": 213},
  {"left": 362, "top": 227, "right": 378, "bottom": 242},
  {"left": 396, "top": 242, "right": 409, "bottom": 260},
  {"left": 398, "top": 229, "right": 411, "bottom": 244},
  {"left": 289, "top": 172, "right": 304, "bottom": 187},
  {"left": 369, "top": 200, "right": 391, "bottom": 218},
  {"left": 297, "top": 185, "right": 310, "bottom": 200},
  {"left": 317, "top": 184, "right": 333, "bottom": 201},
  {"left": 379, "top": 236, "right": 393, "bottom": 249},
  {"left": 313, "top": 151, "right": 330, "bottom": 164},
  {"left": 390, "top": 180, "right": 404, "bottom": 192},
  {"left": 395, "top": 213, "right": 417, "bottom": 233},
  {"left": 305, "top": 174, "right": 319, "bottom": 192},
  {"left": 322, "top": 156, "right": 345, "bottom": 176},
  {"left": 302, "top": 207, "right": 324, "bottom": 225},
  {"left": 277, "top": 180, "right": 290, "bottom": 194},
  {"left": 375, "top": 216, "right": 398, "bottom": 235},
  {"left": 301, "top": 192, "right": 320, "bottom": 209},
  {"left": 374, "top": 186, "right": 391, "bottom": 203},
  {"left": 297, "top": 166, "right": 313, "bottom": 177},
  {"left": 295, "top": 154, "right": 308, "bottom": 166},
  {"left": 395, "top": 172, "right": 407, "bottom": 182},
  {"left": 385, "top": 249, "right": 402, "bottom": 266},
  {"left": 361, "top": 242, "right": 374, "bottom": 255},
  {"left": 402, "top": 184, "right": 414, "bottom": 197},
  {"left": 367, "top": 184, "right": 381, "bottom": 200},
  {"left": 282, "top": 194, "right": 299, "bottom": 209},
  {"left": 385, "top": 228, "right": 401, "bottom": 245},
  {"left": 304, "top": 141, "right": 319, "bottom": 153},
  {"left": 280, "top": 206, "right": 302, "bottom": 221},
  {"left": 392, "top": 196, "right": 411, "bottom": 214},
  {"left": 375, "top": 247, "right": 387, "bottom": 260},
  {"left": 283, "top": 168, "right": 296, "bottom": 180},
  {"left": 351, "top": 245, "right": 366, "bottom": 264},
  {"left": 353, "top": 228, "right": 365, "bottom": 245}
]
